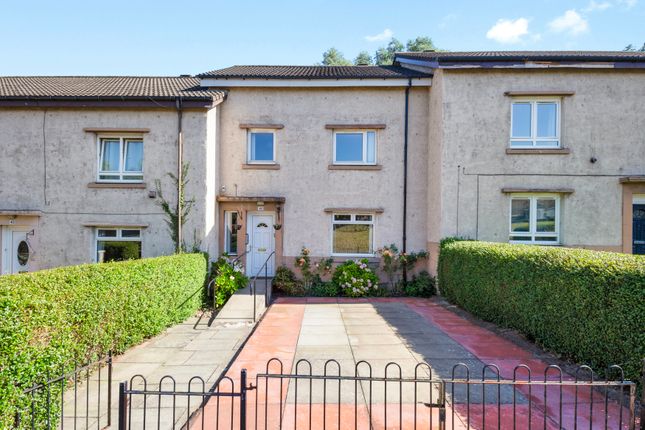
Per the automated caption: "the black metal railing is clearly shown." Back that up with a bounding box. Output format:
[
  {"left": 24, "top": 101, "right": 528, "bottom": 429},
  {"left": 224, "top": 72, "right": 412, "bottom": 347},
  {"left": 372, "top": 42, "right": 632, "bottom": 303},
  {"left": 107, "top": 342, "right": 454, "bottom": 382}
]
[
  {"left": 246, "top": 358, "right": 638, "bottom": 430},
  {"left": 117, "top": 370, "right": 248, "bottom": 430},
  {"left": 14, "top": 353, "right": 113, "bottom": 430},
  {"left": 247, "top": 250, "right": 275, "bottom": 322}
]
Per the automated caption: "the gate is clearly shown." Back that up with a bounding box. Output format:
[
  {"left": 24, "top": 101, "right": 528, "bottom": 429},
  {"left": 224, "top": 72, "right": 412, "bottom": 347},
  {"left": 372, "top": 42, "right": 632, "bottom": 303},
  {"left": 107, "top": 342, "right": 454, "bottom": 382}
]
[{"left": 114, "top": 359, "right": 639, "bottom": 430}]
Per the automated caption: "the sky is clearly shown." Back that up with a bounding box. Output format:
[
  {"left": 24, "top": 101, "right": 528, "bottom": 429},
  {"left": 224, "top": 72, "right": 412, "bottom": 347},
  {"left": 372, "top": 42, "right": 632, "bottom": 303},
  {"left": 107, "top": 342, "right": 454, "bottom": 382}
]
[{"left": 1, "top": 0, "right": 643, "bottom": 76}]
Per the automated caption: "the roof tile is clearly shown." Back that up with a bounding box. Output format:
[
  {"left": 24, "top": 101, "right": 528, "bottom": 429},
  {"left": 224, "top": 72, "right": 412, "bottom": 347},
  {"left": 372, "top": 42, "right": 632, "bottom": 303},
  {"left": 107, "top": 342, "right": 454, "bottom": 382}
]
[
  {"left": 198, "top": 65, "right": 431, "bottom": 79},
  {"left": 0, "top": 76, "right": 225, "bottom": 101}
]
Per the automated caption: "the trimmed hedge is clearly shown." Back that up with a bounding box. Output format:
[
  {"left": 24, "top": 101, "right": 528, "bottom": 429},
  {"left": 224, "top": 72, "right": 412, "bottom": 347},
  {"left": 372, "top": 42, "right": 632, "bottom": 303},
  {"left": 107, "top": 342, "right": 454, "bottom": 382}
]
[
  {"left": 0, "top": 253, "right": 207, "bottom": 427},
  {"left": 438, "top": 241, "right": 645, "bottom": 383}
]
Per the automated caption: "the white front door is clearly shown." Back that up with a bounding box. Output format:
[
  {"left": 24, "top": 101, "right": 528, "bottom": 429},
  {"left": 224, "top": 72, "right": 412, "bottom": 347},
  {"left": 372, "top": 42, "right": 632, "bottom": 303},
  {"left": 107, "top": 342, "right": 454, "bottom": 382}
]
[
  {"left": 248, "top": 214, "right": 275, "bottom": 277},
  {"left": 1, "top": 227, "right": 32, "bottom": 275}
]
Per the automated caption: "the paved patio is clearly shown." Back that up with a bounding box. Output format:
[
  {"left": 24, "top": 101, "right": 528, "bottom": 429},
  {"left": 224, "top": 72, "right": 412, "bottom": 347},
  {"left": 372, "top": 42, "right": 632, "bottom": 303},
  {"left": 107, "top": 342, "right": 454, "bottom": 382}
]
[
  {"left": 61, "top": 310, "right": 255, "bottom": 429},
  {"left": 209, "top": 297, "right": 633, "bottom": 430}
]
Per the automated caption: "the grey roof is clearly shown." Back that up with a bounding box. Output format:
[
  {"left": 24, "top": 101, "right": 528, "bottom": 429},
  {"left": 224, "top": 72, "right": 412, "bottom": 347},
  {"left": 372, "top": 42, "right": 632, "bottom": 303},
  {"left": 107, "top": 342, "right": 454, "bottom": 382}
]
[
  {"left": 198, "top": 65, "right": 431, "bottom": 79},
  {"left": 0, "top": 76, "right": 226, "bottom": 101},
  {"left": 395, "top": 51, "right": 645, "bottom": 64}
]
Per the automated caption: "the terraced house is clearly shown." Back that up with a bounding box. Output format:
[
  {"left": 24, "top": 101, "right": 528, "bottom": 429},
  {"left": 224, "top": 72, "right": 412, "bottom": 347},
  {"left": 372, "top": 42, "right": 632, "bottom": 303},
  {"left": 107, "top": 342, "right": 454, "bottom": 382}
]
[{"left": 1, "top": 51, "right": 644, "bottom": 275}]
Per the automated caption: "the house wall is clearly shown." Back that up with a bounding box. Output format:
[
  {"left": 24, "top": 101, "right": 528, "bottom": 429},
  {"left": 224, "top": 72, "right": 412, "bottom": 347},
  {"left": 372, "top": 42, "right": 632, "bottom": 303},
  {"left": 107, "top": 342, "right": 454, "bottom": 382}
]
[
  {"left": 0, "top": 107, "right": 217, "bottom": 271},
  {"left": 427, "top": 68, "right": 645, "bottom": 257},
  {"left": 216, "top": 87, "right": 429, "bottom": 266}
]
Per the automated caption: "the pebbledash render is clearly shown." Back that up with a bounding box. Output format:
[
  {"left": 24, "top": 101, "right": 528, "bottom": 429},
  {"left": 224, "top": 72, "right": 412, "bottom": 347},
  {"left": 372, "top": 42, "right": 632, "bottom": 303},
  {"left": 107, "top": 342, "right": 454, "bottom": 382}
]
[{"left": 1, "top": 51, "right": 644, "bottom": 276}]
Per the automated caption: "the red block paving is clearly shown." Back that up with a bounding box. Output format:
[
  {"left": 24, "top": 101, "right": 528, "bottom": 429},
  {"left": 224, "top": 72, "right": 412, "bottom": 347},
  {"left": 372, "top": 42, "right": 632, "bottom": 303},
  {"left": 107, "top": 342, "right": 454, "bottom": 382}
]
[{"left": 193, "top": 298, "right": 635, "bottom": 429}]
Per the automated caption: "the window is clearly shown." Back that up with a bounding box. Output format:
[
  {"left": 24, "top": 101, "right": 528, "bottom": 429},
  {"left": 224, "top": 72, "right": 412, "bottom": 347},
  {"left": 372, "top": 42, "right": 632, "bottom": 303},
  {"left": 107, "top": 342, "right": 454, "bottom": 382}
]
[
  {"left": 247, "top": 130, "right": 275, "bottom": 163},
  {"left": 333, "top": 130, "right": 377, "bottom": 165},
  {"left": 510, "top": 100, "right": 560, "bottom": 148},
  {"left": 224, "top": 211, "right": 239, "bottom": 255},
  {"left": 332, "top": 213, "right": 374, "bottom": 256},
  {"left": 96, "top": 228, "right": 141, "bottom": 262},
  {"left": 509, "top": 195, "right": 560, "bottom": 244},
  {"left": 97, "top": 137, "right": 143, "bottom": 182}
]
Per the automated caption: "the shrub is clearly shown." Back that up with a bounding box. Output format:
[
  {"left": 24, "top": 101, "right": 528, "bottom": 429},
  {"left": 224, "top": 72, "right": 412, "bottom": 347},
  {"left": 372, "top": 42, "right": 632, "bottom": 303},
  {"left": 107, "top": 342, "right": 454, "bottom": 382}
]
[
  {"left": 0, "top": 253, "right": 207, "bottom": 428},
  {"left": 438, "top": 241, "right": 645, "bottom": 384},
  {"left": 272, "top": 266, "right": 305, "bottom": 296},
  {"left": 211, "top": 255, "right": 248, "bottom": 308},
  {"left": 294, "top": 246, "right": 333, "bottom": 289},
  {"left": 377, "top": 244, "right": 428, "bottom": 289},
  {"left": 309, "top": 281, "right": 340, "bottom": 297},
  {"left": 332, "top": 259, "right": 380, "bottom": 297},
  {"left": 404, "top": 270, "right": 436, "bottom": 297}
]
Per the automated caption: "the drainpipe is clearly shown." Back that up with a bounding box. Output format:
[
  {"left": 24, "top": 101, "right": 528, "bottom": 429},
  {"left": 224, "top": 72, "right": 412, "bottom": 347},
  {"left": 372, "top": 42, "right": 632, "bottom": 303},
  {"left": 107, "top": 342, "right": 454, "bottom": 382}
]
[
  {"left": 176, "top": 97, "right": 184, "bottom": 253},
  {"left": 402, "top": 79, "right": 411, "bottom": 283}
]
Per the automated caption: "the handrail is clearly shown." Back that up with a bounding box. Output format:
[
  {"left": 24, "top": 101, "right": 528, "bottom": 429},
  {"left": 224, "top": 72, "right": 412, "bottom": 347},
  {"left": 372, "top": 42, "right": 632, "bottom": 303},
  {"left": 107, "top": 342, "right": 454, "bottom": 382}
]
[{"left": 248, "top": 250, "right": 275, "bottom": 322}]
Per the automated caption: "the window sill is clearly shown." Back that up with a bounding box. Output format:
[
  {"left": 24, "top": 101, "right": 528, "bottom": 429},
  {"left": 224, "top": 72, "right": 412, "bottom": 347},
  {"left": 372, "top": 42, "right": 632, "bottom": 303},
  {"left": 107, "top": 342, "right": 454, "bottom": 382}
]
[
  {"left": 328, "top": 164, "right": 382, "bottom": 171},
  {"left": 88, "top": 182, "right": 146, "bottom": 189},
  {"left": 501, "top": 187, "right": 574, "bottom": 194},
  {"left": 506, "top": 148, "right": 570, "bottom": 155},
  {"left": 241, "top": 163, "right": 280, "bottom": 170}
]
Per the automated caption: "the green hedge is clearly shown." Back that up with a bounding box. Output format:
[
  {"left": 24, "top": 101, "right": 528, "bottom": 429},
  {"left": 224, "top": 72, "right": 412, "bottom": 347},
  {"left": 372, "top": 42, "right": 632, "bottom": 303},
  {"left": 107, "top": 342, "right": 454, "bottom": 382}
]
[
  {"left": 438, "top": 241, "right": 645, "bottom": 383},
  {"left": 0, "top": 253, "right": 207, "bottom": 427}
]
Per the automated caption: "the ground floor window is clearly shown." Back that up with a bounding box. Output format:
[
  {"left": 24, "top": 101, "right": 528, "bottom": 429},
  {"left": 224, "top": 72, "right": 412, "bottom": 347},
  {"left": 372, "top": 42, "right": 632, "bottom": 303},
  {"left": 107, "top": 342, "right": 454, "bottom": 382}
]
[
  {"left": 96, "top": 228, "right": 141, "bottom": 262},
  {"left": 224, "top": 211, "right": 239, "bottom": 255},
  {"left": 332, "top": 213, "right": 374, "bottom": 256},
  {"left": 509, "top": 194, "right": 560, "bottom": 244}
]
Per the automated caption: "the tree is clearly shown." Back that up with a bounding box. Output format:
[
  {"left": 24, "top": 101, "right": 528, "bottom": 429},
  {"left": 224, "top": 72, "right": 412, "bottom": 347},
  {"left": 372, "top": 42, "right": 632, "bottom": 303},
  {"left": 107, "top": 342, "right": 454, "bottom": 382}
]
[
  {"left": 321, "top": 47, "right": 352, "bottom": 66},
  {"left": 406, "top": 36, "right": 437, "bottom": 52},
  {"left": 155, "top": 162, "right": 196, "bottom": 253},
  {"left": 623, "top": 43, "right": 645, "bottom": 52},
  {"left": 375, "top": 38, "right": 404, "bottom": 65},
  {"left": 354, "top": 51, "right": 373, "bottom": 65}
]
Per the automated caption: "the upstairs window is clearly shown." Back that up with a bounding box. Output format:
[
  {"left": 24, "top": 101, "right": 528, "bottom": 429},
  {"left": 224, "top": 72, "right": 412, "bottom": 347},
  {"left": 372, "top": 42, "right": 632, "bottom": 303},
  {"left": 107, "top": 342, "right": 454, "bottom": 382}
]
[
  {"left": 509, "top": 194, "right": 560, "bottom": 244},
  {"left": 510, "top": 100, "right": 560, "bottom": 148},
  {"left": 96, "top": 228, "right": 141, "bottom": 262},
  {"left": 247, "top": 130, "right": 275, "bottom": 163},
  {"left": 333, "top": 130, "right": 377, "bottom": 165},
  {"left": 98, "top": 137, "right": 143, "bottom": 182},
  {"left": 332, "top": 213, "right": 374, "bottom": 256}
]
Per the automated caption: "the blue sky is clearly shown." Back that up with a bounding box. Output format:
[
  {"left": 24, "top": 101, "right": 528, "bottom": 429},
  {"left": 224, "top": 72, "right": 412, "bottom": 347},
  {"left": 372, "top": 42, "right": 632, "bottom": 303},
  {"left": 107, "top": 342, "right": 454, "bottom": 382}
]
[{"left": 1, "top": 0, "right": 643, "bottom": 75}]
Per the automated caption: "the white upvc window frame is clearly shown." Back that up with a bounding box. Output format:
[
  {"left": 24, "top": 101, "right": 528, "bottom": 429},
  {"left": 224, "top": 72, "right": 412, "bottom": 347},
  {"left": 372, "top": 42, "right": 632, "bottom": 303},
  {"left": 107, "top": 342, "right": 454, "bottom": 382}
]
[
  {"left": 247, "top": 129, "right": 276, "bottom": 164},
  {"left": 332, "top": 130, "right": 377, "bottom": 165},
  {"left": 96, "top": 134, "right": 144, "bottom": 183},
  {"left": 224, "top": 211, "right": 239, "bottom": 255},
  {"left": 509, "top": 98, "right": 561, "bottom": 149},
  {"left": 94, "top": 227, "right": 142, "bottom": 262},
  {"left": 509, "top": 193, "right": 561, "bottom": 245},
  {"left": 331, "top": 213, "right": 375, "bottom": 257}
]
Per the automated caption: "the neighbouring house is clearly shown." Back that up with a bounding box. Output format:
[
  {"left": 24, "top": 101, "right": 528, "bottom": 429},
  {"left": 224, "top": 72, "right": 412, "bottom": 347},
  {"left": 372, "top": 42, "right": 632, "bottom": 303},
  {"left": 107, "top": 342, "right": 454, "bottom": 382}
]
[{"left": 1, "top": 51, "right": 644, "bottom": 276}]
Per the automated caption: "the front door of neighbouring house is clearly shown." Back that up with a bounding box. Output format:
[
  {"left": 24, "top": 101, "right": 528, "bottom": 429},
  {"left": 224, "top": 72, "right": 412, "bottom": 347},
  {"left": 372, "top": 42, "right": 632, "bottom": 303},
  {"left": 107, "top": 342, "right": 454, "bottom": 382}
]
[
  {"left": 633, "top": 204, "right": 645, "bottom": 255},
  {"left": 248, "top": 214, "right": 275, "bottom": 277},
  {"left": 1, "top": 226, "right": 31, "bottom": 275}
]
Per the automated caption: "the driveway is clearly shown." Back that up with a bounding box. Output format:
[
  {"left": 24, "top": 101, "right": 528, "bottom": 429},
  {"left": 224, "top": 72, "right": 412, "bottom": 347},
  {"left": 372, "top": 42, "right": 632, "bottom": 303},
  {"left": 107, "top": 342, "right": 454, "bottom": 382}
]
[{"left": 204, "top": 297, "right": 632, "bottom": 429}]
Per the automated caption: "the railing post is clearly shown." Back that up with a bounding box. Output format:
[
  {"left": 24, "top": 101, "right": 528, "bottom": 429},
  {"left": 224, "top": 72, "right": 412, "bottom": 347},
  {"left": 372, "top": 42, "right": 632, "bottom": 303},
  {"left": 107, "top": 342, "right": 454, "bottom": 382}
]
[
  {"left": 240, "top": 369, "right": 247, "bottom": 430},
  {"left": 634, "top": 358, "right": 645, "bottom": 430},
  {"left": 118, "top": 381, "right": 128, "bottom": 430},
  {"left": 108, "top": 352, "right": 113, "bottom": 427}
]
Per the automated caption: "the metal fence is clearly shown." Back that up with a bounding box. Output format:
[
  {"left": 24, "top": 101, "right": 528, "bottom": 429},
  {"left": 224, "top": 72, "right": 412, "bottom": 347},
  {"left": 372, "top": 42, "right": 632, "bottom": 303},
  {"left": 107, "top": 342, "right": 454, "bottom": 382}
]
[
  {"left": 117, "top": 371, "right": 249, "bottom": 430},
  {"left": 12, "top": 356, "right": 641, "bottom": 429},
  {"left": 116, "top": 358, "right": 637, "bottom": 429},
  {"left": 14, "top": 353, "right": 112, "bottom": 430}
]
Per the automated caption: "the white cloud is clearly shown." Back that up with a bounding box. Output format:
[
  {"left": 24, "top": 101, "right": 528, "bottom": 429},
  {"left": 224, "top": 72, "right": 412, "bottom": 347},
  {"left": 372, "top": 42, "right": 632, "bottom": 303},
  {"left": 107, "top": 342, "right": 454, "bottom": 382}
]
[
  {"left": 364, "top": 28, "right": 394, "bottom": 42},
  {"left": 548, "top": 10, "right": 589, "bottom": 35},
  {"left": 486, "top": 18, "right": 530, "bottom": 44},
  {"left": 582, "top": 0, "right": 612, "bottom": 12},
  {"left": 438, "top": 14, "right": 457, "bottom": 29},
  {"left": 617, "top": 0, "right": 637, "bottom": 8}
]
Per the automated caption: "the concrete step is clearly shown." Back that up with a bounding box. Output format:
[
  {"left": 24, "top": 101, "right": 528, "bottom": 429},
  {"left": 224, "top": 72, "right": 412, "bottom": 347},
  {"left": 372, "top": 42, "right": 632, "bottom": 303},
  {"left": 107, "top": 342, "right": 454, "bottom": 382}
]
[{"left": 214, "top": 279, "right": 272, "bottom": 322}]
